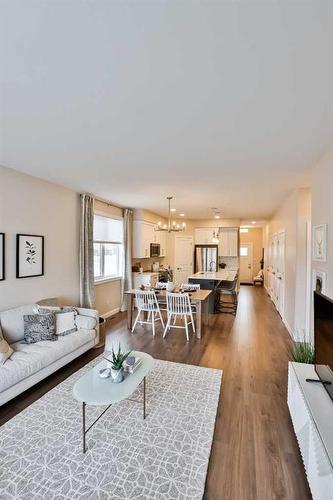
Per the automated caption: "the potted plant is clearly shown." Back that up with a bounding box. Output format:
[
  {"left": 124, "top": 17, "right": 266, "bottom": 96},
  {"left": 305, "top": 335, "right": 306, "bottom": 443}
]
[
  {"left": 290, "top": 339, "right": 315, "bottom": 364},
  {"left": 165, "top": 266, "right": 175, "bottom": 292},
  {"left": 106, "top": 344, "right": 131, "bottom": 383}
]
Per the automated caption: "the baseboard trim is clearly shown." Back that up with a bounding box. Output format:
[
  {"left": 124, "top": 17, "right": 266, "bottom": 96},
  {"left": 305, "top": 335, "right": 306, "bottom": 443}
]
[
  {"left": 101, "top": 307, "right": 120, "bottom": 319},
  {"left": 282, "top": 317, "right": 295, "bottom": 339}
]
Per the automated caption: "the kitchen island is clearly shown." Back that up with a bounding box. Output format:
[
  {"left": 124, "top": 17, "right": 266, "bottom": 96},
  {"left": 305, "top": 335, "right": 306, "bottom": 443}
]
[
  {"left": 188, "top": 270, "right": 238, "bottom": 282},
  {"left": 188, "top": 270, "right": 238, "bottom": 313}
]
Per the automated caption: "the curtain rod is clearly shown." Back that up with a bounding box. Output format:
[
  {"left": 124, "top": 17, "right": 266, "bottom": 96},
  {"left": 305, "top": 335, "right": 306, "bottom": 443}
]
[{"left": 93, "top": 195, "right": 125, "bottom": 211}]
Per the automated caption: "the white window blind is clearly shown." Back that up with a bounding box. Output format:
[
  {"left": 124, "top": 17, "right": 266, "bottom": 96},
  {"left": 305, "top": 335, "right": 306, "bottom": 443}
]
[{"left": 93, "top": 215, "right": 123, "bottom": 281}]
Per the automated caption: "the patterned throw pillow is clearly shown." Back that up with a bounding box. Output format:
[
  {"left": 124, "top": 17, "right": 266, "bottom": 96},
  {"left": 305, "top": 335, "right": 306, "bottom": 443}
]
[
  {"left": 37, "top": 306, "right": 77, "bottom": 336},
  {"left": 23, "top": 313, "right": 57, "bottom": 344},
  {"left": 0, "top": 324, "right": 13, "bottom": 364}
]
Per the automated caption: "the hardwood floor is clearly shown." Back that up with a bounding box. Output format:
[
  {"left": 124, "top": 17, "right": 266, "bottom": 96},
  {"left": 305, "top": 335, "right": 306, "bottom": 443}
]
[{"left": 0, "top": 286, "right": 311, "bottom": 500}]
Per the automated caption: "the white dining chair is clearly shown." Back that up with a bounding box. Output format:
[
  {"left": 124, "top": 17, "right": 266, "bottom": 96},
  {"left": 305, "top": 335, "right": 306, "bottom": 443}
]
[
  {"left": 163, "top": 292, "right": 195, "bottom": 342},
  {"left": 132, "top": 290, "right": 165, "bottom": 336}
]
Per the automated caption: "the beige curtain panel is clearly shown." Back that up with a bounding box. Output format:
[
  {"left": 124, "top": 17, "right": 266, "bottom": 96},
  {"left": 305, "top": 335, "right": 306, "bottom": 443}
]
[
  {"left": 79, "top": 193, "right": 95, "bottom": 308},
  {"left": 121, "top": 208, "right": 133, "bottom": 311}
]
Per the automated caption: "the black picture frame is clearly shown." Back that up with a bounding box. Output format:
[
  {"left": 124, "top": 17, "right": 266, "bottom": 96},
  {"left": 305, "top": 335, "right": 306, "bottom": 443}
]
[
  {"left": 16, "top": 234, "right": 45, "bottom": 279},
  {"left": 0, "top": 233, "right": 5, "bottom": 281}
]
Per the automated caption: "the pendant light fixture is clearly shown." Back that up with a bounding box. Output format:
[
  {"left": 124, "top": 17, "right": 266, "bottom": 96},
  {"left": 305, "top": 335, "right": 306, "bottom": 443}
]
[{"left": 155, "top": 197, "right": 186, "bottom": 233}]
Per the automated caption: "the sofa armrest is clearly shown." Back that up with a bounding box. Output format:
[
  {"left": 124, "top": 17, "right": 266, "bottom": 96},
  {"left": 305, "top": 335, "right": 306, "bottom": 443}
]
[{"left": 75, "top": 308, "right": 99, "bottom": 344}]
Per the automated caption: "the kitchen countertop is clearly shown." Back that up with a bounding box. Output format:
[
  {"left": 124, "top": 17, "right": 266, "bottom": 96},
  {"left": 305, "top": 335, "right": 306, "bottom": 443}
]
[
  {"left": 188, "top": 270, "right": 237, "bottom": 281},
  {"left": 132, "top": 271, "right": 159, "bottom": 275}
]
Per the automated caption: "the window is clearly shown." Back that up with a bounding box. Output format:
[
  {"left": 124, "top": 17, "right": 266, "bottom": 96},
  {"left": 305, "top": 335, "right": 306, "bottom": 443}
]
[
  {"left": 240, "top": 246, "right": 248, "bottom": 257},
  {"left": 93, "top": 215, "right": 123, "bottom": 281}
]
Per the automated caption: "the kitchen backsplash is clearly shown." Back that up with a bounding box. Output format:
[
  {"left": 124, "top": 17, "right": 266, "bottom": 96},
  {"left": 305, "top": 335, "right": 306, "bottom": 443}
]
[
  {"left": 132, "top": 257, "right": 166, "bottom": 272},
  {"left": 218, "top": 256, "right": 239, "bottom": 269}
]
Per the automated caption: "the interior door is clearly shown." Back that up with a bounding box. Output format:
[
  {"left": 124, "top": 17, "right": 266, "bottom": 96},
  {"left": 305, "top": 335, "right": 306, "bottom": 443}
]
[
  {"left": 174, "top": 236, "right": 194, "bottom": 284},
  {"left": 239, "top": 243, "right": 253, "bottom": 283},
  {"left": 276, "top": 231, "right": 285, "bottom": 317}
]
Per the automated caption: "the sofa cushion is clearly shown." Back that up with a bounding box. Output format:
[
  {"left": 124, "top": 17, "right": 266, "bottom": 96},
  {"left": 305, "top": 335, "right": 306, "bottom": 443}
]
[
  {"left": 0, "top": 304, "right": 36, "bottom": 344},
  {"left": 0, "top": 329, "right": 96, "bottom": 393}
]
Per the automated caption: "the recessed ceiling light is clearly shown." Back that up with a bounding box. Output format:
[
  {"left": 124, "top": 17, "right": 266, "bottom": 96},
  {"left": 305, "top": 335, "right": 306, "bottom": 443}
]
[
  {"left": 214, "top": 215, "right": 220, "bottom": 219},
  {"left": 170, "top": 208, "right": 176, "bottom": 212},
  {"left": 179, "top": 213, "right": 185, "bottom": 217},
  {"left": 251, "top": 220, "right": 256, "bottom": 224}
]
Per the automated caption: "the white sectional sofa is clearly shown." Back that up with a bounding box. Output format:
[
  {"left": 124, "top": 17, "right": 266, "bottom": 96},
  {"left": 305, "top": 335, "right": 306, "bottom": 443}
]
[{"left": 0, "top": 303, "right": 99, "bottom": 406}]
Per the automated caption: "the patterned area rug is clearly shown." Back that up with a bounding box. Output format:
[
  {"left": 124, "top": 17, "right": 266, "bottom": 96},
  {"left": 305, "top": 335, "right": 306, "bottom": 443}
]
[{"left": 0, "top": 356, "right": 222, "bottom": 500}]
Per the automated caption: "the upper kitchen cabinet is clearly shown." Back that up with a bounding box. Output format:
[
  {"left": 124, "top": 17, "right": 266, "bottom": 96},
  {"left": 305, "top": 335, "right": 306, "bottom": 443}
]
[
  {"left": 132, "top": 220, "right": 167, "bottom": 258},
  {"left": 133, "top": 220, "right": 155, "bottom": 259},
  {"left": 194, "top": 228, "right": 216, "bottom": 245},
  {"left": 155, "top": 230, "right": 166, "bottom": 257},
  {"left": 219, "top": 228, "right": 239, "bottom": 256}
]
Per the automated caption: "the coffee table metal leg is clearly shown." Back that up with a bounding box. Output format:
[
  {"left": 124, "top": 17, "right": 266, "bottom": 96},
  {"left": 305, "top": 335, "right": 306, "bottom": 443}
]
[
  {"left": 143, "top": 377, "right": 146, "bottom": 419},
  {"left": 83, "top": 402, "right": 86, "bottom": 454}
]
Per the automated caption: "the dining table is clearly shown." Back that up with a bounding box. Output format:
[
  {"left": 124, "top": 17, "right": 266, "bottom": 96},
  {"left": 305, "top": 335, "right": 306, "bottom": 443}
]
[{"left": 124, "top": 288, "right": 212, "bottom": 339}]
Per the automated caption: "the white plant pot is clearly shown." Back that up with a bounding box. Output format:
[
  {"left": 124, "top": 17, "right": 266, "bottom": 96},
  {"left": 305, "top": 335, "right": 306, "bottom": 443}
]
[
  {"left": 166, "top": 281, "right": 175, "bottom": 292},
  {"left": 110, "top": 367, "right": 124, "bottom": 383}
]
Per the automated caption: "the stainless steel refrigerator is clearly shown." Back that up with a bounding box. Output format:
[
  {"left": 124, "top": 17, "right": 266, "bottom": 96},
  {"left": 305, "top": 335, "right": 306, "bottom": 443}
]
[{"left": 194, "top": 245, "right": 218, "bottom": 273}]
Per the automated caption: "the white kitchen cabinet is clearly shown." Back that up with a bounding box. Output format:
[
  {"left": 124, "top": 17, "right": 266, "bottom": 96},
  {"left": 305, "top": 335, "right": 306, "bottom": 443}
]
[
  {"left": 133, "top": 220, "right": 155, "bottom": 259},
  {"left": 155, "top": 230, "right": 167, "bottom": 257},
  {"left": 218, "top": 228, "right": 239, "bottom": 257},
  {"left": 194, "top": 228, "right": 216, "bottom": 245}
]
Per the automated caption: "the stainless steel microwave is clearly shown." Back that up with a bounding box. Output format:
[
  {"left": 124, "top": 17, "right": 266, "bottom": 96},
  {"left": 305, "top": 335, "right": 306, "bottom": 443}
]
[{"left": 150, "top": 243, "right": 160, "bottom": 257}]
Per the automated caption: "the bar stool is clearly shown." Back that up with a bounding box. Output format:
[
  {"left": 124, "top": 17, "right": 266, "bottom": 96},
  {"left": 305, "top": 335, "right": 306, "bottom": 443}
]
[{"left": 215, "top": 274, "right": 239, "bottom": 315}]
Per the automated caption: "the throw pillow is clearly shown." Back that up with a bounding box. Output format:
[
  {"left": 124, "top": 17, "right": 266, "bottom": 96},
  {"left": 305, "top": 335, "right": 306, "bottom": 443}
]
[
  {"left": 37, "top": 306, "right": 77, "bottom": 336},
  {"left": 55, "top": 311, "right": 77, "bottom": 336},
  {"left": 76, "top": 315, "right": 97, "bottom": 330},
  {"left": 0, "top": 324, "right": 13, "bottom": 364},
  {"left": 23, "top": 313, "right": 57, "bottom": 343}
]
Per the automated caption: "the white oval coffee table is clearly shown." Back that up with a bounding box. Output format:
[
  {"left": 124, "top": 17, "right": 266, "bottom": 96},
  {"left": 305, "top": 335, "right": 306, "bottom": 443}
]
[{"left": 73, "top": 350, "right": 154, "bottom": 453}]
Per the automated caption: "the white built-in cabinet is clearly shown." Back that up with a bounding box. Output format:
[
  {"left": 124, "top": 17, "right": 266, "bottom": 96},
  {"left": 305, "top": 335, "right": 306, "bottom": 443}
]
[
  {"left": 194, "top": 228, "right": 216, "bottom": 245},
  {"left": 288, "top": 362, "right": 333, "bottom": 500},
  {"left": 218, "top": 228, "right": 239, "bottom": 257},
  {"left": 132, "top": 220, "right": 167, "bottom": 259},
  {"left": 267, "top": 231, "right": 285, "bottom": 317}
]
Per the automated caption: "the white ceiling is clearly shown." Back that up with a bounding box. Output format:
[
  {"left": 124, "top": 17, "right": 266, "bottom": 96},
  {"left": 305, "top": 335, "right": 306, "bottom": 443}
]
[{"left": 1, "top": 0, "right": 332, "bottom": 219}]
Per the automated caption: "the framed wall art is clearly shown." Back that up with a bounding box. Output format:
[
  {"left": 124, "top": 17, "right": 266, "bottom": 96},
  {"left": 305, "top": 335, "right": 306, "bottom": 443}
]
[
  {"left": 312, "top": 224, "right": 327, "bottom": 262},
  {"left": 0, "top": 233, "right": 5, "bottom": 281},
  {"left": 16, "top": 234, "right": 44, "bottom": 278}
]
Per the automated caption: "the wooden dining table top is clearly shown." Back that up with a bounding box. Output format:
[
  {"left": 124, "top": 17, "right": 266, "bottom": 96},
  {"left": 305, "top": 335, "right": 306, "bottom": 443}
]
[{"left": 125, "top": 288, "right": 212, "bottom": 302}]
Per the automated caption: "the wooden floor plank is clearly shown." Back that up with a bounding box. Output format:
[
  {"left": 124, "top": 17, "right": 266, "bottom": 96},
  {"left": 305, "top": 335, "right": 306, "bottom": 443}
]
[{"left": 0, "top": 286, "right": 311, "bottom": 499}]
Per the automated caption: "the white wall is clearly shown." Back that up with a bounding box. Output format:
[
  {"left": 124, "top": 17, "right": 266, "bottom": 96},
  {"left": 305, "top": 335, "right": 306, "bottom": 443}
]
[
  {"left": 265, "top": 188, "right": 311, "bottom": 339},
  {"left": 0, "top": 166, "right": 80, "bottom": 310},
  {"left": 311, "top": 145, "right": 333, "bottom": 299}
]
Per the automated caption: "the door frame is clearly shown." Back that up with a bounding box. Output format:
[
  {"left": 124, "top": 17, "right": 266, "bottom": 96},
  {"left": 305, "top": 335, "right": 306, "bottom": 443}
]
[
  {"left": 239, "top": 242, "right": 254, "bottom": 284},
  {"left": 174, "top": 235, "right": 194, "bottom": 283},
  {"left": 276, "top": 230, "right": 286, "bottom": 319}
]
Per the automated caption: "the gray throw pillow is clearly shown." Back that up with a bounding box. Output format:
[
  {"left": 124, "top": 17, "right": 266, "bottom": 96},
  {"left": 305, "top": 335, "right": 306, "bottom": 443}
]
[{"left": 23, "top": 313, "right": 57, "bottom": 344}]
